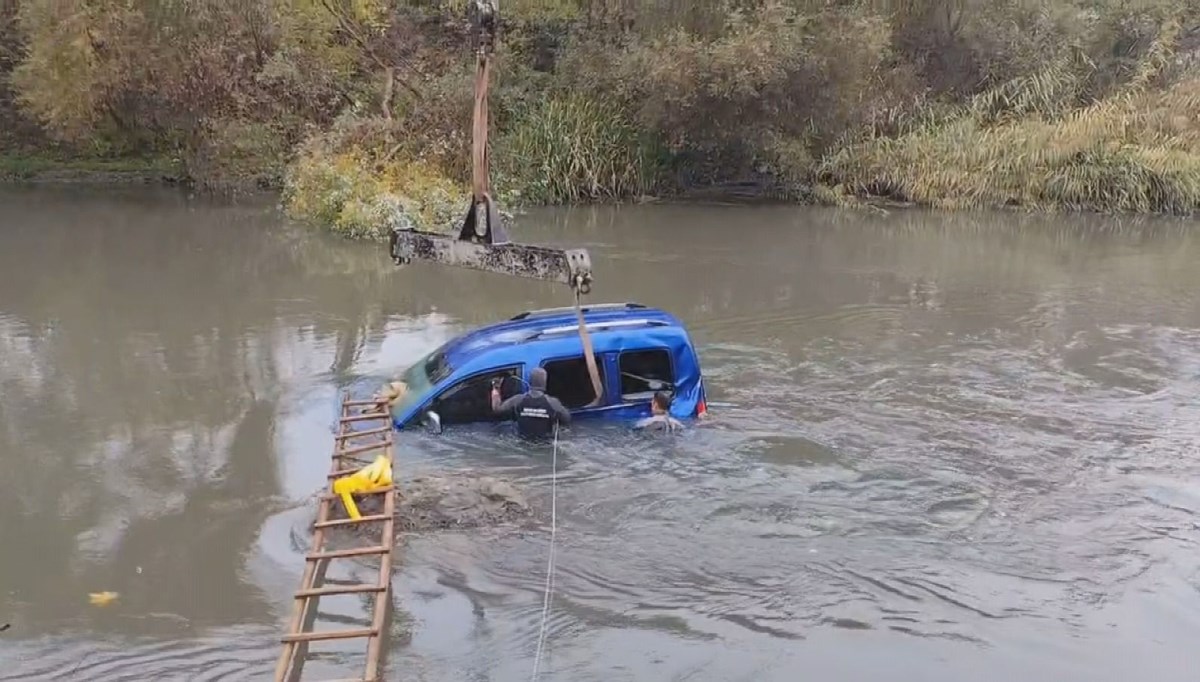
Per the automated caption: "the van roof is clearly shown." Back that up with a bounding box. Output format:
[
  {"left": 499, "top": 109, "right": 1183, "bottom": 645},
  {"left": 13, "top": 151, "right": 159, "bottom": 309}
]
[{"left": 442, "top": 302, "right": 688, "bottom": 369}]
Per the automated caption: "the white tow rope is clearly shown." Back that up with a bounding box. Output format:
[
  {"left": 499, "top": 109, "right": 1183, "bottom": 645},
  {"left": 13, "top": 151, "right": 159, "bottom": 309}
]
[
  {"left": 530, "top": 422, "right": 559, "bottom": 682},
  {"left": 531, "top": 281, "right": 591, "bottom": 680}
]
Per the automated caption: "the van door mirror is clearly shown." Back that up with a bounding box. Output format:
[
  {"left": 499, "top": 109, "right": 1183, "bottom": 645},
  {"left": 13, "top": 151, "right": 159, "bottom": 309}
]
[{"left": 423, "top": 411, "right": 442, "bottom": 435}]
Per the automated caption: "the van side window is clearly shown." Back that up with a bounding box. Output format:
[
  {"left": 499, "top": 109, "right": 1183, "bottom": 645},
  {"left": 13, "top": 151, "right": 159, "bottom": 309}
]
[
  {"left": 618, "top": 349, "right": 674, "bottom": 401},
  {"left": 543, "top": 356, "right": 606, "bottom": 409},
  {"left": 432, "top": 366, "right": 521, "bottom": 425}
]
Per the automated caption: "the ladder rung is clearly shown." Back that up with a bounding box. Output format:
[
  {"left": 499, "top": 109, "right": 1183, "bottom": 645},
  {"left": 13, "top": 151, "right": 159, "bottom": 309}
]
[
  {"left": 329, "top": 464, "right": 393, "bottom": 479},
  {"left": 329, "top": 460, "right": 371, "bottom": 475},
  {"left": 280, "top": 627, "right": 378, "bottom": 643},
  {"left": 338, "top": 441, "right": 391, "bottom": 457},
  {"left": 313, "top": 514, "right": 391, "bottom": 529},
  {"left": 311, "top": 610, "right": 374, "bottom": 627},
  {"left": 307, "top": 545, "right": 390, "bottom": 561},
  {"left": 345, "top": 399, "right": 386, "bottom": 407},
  {"left": 294, "top": 583, "right": 387, "bottom": 599},
  {"left": 316, "top": 577, "right": 370, "bottom": 586},
  {"left": 321, "top": 488, "right": 391, "bottom": 501},
  {"left": 341, "top": 413, "right": 390, "bottom": 423},
  {"left": 335, "top": 426, "right": 391, "bottom": 440}
]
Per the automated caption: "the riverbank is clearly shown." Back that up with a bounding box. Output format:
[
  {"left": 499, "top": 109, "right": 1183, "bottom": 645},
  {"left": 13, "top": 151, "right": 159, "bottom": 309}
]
[
  {"left": 0, "top": 152, "right": 867, "bottom": 216},
  {"left": 0, "top": 154, "right": 185, "bottom": 184},
  {"left": 9, "top": 130, "right": 1195, "bottom": 227}
]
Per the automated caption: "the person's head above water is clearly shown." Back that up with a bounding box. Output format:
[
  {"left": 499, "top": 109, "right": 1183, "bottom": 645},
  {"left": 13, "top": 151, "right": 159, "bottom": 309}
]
[
  {"left": 651, "top": 390, "right": 671, "bottom": 414},
  {"left": 529, "top": 367, "right": 548, "bottom": 392}
]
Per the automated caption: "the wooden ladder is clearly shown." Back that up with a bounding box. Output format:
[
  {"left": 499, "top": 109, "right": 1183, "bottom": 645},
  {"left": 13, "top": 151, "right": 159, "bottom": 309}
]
[{"left": 274, "top": 393, "right": 398, "bottom": 682}]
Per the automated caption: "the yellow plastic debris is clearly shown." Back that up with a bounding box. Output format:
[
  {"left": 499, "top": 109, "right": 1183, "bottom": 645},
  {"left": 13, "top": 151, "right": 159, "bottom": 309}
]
[
  {"left": 372, "top": 381, "right": 408, "bottom": 412},
  {"left": 332, "top": 455, "right": 393, "bottom": 520},
  {"left": 88, "top": 591, "right": 119, "bottom": 606}
]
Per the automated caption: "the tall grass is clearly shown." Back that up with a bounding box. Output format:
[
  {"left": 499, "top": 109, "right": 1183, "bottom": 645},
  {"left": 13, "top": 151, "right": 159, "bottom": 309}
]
[
  {"left": 820, "top": 54, "right": 1200, "bottom": 215},
  {"left": 494, "top": 95, "right": 662, "bottom": 204}
]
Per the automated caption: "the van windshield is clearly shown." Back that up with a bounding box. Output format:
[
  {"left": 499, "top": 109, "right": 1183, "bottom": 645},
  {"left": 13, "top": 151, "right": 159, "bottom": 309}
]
[{"left": 390, "top": 345, "right": 455, "bottom": 416}]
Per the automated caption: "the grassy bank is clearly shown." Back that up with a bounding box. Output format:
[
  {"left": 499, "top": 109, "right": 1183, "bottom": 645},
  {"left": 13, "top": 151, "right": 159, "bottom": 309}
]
[
  {"left": 820, "top": 56, "right": 1200, "bottom": 214},
  {"left": 0, "top": 153, "right": 184, "bottom": 183},
  {"left": 3, "top": 1, "right": 1200, "bottom": 228}
]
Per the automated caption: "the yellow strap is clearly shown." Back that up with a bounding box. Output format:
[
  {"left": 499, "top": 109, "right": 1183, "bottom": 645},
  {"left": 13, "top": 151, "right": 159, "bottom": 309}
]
[
  {"left": 467, "top": 7, "right": 598, "bottom": 403},
  {"left": 471, "top": 50, "right": 490, "bottom": 202},
  {"left": 575, "top": 290, "right": 604, "bottom": 407}
]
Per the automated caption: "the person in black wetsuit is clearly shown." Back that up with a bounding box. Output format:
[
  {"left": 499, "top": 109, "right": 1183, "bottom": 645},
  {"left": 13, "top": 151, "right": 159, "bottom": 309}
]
[{"left": 490, "top": 367, "right": 572, "bottom": 440}]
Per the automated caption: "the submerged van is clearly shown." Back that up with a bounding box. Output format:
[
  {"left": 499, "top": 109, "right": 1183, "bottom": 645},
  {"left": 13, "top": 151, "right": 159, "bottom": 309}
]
[{"left": 389, "top": 302, "right": 707, "bottom": 432}]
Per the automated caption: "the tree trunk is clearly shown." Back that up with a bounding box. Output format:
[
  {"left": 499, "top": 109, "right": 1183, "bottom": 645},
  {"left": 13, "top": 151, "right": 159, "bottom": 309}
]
[{"left": 381, "top": 67, "right": 394, "bottom": 120}]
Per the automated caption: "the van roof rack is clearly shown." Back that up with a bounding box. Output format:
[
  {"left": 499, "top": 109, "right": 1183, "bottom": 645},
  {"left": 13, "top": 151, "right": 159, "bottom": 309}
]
[
  {"left": 525, "top": 318, "right": 667, "bottom": 340},
  {"left": 509, "top": 302, "right": 647, "bottom": 321}
]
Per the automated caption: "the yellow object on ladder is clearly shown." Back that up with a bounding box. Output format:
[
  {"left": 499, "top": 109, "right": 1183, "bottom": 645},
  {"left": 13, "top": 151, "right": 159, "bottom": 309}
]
[{"left": 332, "top": 454, "right": 393, "bottom": 520}]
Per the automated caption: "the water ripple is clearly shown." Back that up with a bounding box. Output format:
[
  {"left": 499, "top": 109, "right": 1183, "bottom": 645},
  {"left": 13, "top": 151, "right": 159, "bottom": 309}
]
[{"left": 0, "top": 627, "right": 278, "bottom": 681}]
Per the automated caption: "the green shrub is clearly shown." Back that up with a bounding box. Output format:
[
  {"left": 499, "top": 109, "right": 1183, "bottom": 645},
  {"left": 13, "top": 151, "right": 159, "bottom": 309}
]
[{"left": 283, "top": 120, "right": 467, "bottom": 240}]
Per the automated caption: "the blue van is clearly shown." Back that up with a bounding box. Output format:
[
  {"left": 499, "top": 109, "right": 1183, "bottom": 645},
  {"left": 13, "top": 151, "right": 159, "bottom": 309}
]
[{"left": 389, "top": 302, "right": 707, "bottom": 432}]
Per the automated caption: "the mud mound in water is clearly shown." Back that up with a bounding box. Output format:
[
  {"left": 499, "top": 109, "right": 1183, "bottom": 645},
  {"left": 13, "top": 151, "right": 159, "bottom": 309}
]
[
  {"left": 325, "top": 471, "right": 533, "bottom": 535},
  {"left": 395, "top": 473, "right": 532, "bottom": 532}
]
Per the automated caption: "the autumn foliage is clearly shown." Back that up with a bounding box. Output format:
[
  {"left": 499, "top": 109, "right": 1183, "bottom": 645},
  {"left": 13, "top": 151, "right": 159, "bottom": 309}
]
[{"left": 2, "top": 0, "right": 1199, "bottom": 219}]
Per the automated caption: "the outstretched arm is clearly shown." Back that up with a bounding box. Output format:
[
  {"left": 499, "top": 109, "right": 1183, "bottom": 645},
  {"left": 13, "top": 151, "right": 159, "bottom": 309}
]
[
  {"left": 546, "top": 396, "right": 572, "bottom": 425},
  {"left": 492, "top": 388, "right": 522, "bottom": 416}
]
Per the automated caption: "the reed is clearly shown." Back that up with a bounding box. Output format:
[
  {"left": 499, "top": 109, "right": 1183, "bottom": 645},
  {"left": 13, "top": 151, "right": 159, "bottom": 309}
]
[
  {"left": 820, "top": 66, "right": 1200, "bottom": 215},
  {"left": 494, "top": 94, "right": 662, "bottom": 204}
]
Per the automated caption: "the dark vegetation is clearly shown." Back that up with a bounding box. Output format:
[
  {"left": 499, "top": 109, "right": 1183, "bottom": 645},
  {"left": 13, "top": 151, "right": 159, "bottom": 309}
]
[{"left": 3, "top": 0, "right": 1200, "bottom": 236}]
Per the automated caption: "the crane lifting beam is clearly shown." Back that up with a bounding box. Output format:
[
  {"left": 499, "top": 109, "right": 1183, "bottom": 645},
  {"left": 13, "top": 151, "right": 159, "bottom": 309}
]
[
  {"left": 389, "top": 221, "right": 594, "bottom": 293},
  {"left": 388, "top": 0, "right": 593, "bottom": 295}
]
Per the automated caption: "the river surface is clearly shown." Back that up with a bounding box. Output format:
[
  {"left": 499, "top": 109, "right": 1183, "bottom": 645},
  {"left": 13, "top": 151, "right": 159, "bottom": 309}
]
[{"left": 1, "top": 186, "right": 1199, "bottom": 681}]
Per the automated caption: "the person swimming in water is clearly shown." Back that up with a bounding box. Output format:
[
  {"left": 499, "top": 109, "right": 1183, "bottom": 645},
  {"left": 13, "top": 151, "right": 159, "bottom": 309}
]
[{"left": 633, "top": 391, "right": 684, "bottom": 434}]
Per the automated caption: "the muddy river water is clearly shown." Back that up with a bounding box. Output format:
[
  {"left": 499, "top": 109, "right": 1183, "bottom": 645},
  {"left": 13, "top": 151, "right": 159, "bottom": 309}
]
[{"left": 1, "top": 186, "right": 1198, "bottom": 681}]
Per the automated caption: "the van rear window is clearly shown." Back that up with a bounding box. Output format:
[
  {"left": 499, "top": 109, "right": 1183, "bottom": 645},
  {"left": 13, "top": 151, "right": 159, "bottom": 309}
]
[
  {"left": 619, "top": 349, "right": 674, "bottom": 400},
  {"left": 544, "top": 356, "right": 606, "bottom": 409}
]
